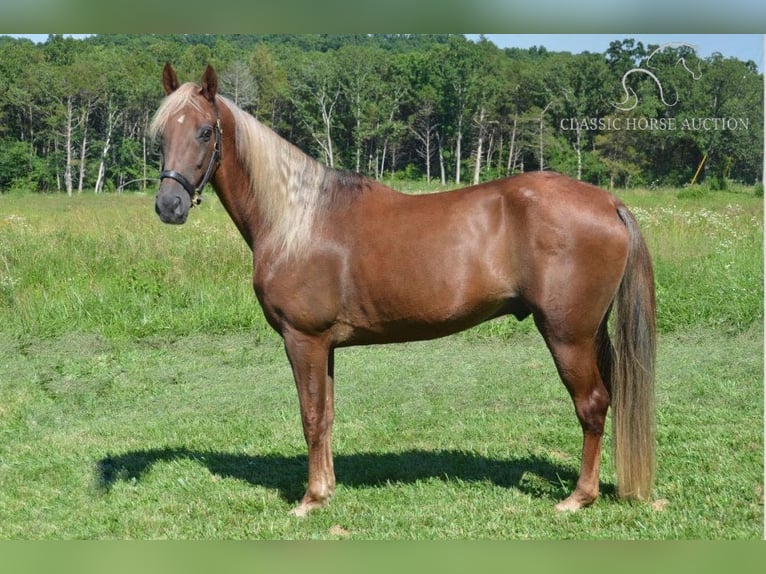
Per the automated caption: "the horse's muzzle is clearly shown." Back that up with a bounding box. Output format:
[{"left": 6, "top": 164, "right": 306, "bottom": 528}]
[{"left": 155, "top": 188, "right": 191, "bottom": 225}]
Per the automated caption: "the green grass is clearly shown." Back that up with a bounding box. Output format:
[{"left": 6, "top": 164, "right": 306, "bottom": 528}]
[
  {"left": 0, "top": 327, "right": 761, "bottom": 539},
  {"left": 0, "top": 187, "right": 762, "bottom": 538}
]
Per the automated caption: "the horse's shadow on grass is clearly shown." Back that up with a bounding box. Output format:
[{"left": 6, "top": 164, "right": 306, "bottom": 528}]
[{"left": 95, "top": 448, "right": 615, "bottom": 504}]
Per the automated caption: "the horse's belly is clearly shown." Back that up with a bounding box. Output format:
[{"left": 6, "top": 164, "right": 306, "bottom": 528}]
[{"left": 338, "top": 257, "right": 521, "bottom": 345}]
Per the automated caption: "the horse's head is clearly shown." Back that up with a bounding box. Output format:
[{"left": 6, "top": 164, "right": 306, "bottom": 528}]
[{"left": 154, "top": 63, "right": 222, "bottom": 224}]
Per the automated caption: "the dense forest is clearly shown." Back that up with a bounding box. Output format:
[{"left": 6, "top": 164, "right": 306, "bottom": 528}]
[{"left": 0, "top": 34, "right": 762, "bottom": 194}]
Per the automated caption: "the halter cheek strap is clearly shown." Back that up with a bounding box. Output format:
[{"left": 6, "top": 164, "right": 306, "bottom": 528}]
[{"left": 159, "top": 114, "right": 223, "bottom": 207}]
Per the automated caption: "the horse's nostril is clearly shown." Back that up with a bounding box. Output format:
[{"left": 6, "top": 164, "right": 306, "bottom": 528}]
[{"left": 155, "top": 191, "right": 187, "bottom": 223}]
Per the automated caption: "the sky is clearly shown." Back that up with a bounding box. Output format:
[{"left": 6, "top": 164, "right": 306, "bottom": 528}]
[
  {"left": 7, "top": 34, "right": 765, "bottom": 72},
  {"left": 469, "top": 34, "right": 764, "bottom": 72}
]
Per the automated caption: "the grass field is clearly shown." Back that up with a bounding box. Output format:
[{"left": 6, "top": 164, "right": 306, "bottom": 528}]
[{"left": 0, "top": 186, "right": 762, "bottom": 539}]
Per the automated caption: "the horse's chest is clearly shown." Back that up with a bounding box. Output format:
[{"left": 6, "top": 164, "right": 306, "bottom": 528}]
[{"left": 252, "top": 252, "right": 346, "bottom": 336}]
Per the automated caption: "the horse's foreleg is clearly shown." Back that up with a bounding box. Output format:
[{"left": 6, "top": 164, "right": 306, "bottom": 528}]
[{"left": 283, "top": 331, "right": 335, "bottom": 517}]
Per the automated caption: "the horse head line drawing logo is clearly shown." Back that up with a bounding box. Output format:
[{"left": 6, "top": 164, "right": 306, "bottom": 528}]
[{"left": 613, "top": 42, "right": 703, "bottom": 112}]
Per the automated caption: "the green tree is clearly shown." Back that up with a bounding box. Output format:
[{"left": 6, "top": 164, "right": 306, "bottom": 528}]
[
  {"left": 687, "top": 55, "right": 763, "bottom": 185},
  {"left": 247, "top": 43, "right": 290, "bottom": 128},
  {"left": 0, "top": 34, "right": 761, "bottom": 193},
  {"left": 287, "top": 50, "right": 343, "bottom": 167},
  {"left": 336, "top": 45, "right": 387, "bottom": 174}
]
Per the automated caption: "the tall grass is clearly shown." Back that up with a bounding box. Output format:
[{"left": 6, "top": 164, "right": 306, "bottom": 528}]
[
  {"left": 0, "top": 186, "right": 762, "bottom": 341},
  {"left": 622, "top": 189, "right": 763, "bottom": 333},
  {"left": 0, "top": 193, "right": 264, "bottom": 340}
]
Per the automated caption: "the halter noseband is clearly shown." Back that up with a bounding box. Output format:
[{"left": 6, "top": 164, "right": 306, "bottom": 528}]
[{"left": 159, "top": 106, "right": 223, "bottom": 207}]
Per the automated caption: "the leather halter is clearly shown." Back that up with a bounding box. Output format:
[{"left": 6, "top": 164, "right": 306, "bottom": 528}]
[{"left": 159, "top": 106, "right": 223, "bottom": 207}]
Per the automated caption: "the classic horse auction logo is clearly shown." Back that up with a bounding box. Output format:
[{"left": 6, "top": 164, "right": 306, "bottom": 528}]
[
  {"left": 560, "top": 42, "right": 749, "bottom": 133},
  {"left": 613, "top": 42, "right": 702, "bottom": 111}
]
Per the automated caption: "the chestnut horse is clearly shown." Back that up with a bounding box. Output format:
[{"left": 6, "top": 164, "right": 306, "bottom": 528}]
[{"left": 152, "top": 64, "right": 656, "bottom": 516}]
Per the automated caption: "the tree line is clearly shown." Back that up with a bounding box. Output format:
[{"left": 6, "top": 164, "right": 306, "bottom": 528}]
[{"left": 0, "top": 34, "right": 762, "bottom": 194}]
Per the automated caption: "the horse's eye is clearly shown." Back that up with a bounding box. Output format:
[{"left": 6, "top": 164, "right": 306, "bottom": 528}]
[{"left": 200, "top": 127, "right": 213, "bottom": 142}]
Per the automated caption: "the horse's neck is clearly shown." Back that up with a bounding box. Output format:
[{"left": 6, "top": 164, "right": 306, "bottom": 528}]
[
  {"left": 209, "top": 167, "right": 257, "bottom": 250},
  {"left": 215, "top": 102, "right": 331, "bottom": 257}
]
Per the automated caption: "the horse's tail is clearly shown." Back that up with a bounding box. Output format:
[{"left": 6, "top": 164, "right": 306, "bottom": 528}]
[{"left": 607, "top": 205, "right": 656, "bottom": 501}]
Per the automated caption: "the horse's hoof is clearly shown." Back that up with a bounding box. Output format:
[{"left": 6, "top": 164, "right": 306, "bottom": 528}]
[
  {"left": 555, "top": 499, "right": 581, "bottom": 512},
  {"left": 289, "top": 498, "right": 326, "bottom": 517},
  {"left": 289, "top": 504, "right": 311, "bottom": 518},
  {"left": 555, "top": 494, "right": 595, "bottom": 512}
]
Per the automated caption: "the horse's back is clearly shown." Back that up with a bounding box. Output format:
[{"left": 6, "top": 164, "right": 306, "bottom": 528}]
[{"left": 347, "top": 171, "right": 629, "bottom": 270}]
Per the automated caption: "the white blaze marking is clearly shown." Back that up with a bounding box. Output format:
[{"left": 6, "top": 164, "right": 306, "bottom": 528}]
[{"left": 177, "top": 114, "right": 185, "bottom": 124}]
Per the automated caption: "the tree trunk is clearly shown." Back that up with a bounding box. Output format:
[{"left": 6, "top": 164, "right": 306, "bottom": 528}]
[
  {"left": 77, "top": 101, "right": 91, "bottom": 193},
  {"left": 539, "top": 101, "right": 553, "bottom": 172},
  {"left": 64, "top": 96, "right": 74, "bottom": 196},
  {"left": 53, "top": 137, "right": 61, "bottom": 192},
  {"left": 488, "top": 131, "right": 497, "bottom": 173},
  {"left": 473, "top": 105, "right": 486, "bottom": 185},
  {"left": 379, "top": 141, "right": 387, "bottom": 180},
  {"left": 318, "top": 84, "right": 340, "bottom": 168},
  {"left": 410, "top": 101, "right": 437, "bottom": 184},
  {"left": 423, "top": 127, "right": 431, "bottom": 183},
  {"left": 378, "top": 104, "right": 398, "bottom": 181},
  {"left": 506, "top": 113, "right": 518, "bottom": 176},
  {"left": 574, "top": 126, "right": 583, "bottom": 180},
  {"left": 455, "top": 112, "right": 463, "bottom": 184},
  {"left": 437, "top": 130, "right": 446, "bottom": 185},
  {"left": 142, "top": 111, "right": 149, "bottom": 192},
  {"left": 355, "top": 115, "right": 362, "bottom": 173},
  {"left": 95, "top": 101, "right": 121, "bottom": 194},
  {"left": 324, "top": 118, "right": 335, "bottom": 168}
]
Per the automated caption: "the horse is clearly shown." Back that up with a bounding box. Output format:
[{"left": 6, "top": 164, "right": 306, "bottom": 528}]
[{"left": 152, "top": 63, "right": 656, "bottom": 517}]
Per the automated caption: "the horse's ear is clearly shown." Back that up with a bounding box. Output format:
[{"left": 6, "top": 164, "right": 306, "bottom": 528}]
[
  {"left": 200, "top": 65, "right": 218, "bottom": 103},
  {"left": 162, "top": 62, "right": 180, "bottom": 95}
]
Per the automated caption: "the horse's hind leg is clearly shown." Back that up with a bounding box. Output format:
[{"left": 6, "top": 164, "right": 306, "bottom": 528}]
[{"left": 537, "top": 318, "right": 611, "bottom": 511}]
